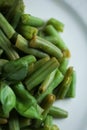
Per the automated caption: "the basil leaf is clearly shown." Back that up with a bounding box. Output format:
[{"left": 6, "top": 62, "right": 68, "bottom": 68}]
[{"left": 0, "top": 82, "right": 16, "bottom": 115}]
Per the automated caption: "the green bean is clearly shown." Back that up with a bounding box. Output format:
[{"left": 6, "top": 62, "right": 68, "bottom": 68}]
[
  {"left": 8, "top": 111, "right": 20, "bottom": 130},
  {"left": 49, "top": 106, "right": 68, "bottom": 118},
  {"left": 0, "top": 2, "right": 76, "bottom": 130},
  {"left": 59, "top": 58, "right": 69, "bottom": 74},
  {"left": 44, "top": 115, "right": 53, "bottom": 128},
  {"left": 37, "top": 69, "right": 64, "bottom": 103},
  {"left": 25, "top": 57, "right": 59, "bottom": 91},
  {"left": 38, "top": 69, "right": 57, "bottom": 94},
  {"left": 0, "top": 13, "right": 15, "bottom": 39},
  {"left": 0, "top": 29, "right": 19, "bottom": 60},
  {"left": 47, "top": 18, "right": 64, "bottom": 32},
  {"left": 34, "top": 94, "right": 55, "bottom": 128},
  {"left": 15, "top": 34, "right": 49, "bottom": 58},
  {"left": 51, "top": 125, "right": 60, "bottom": 130},
  {"left": 44, "top": 25, "right": 58, "bottom": 37},
  {"left": 29, "top": 36, "right": 63, "bottom": 61},
  {"left": 41, "top": 94, "right": 55, "bottom": 119},
  {"left": 45, "top": 36, "right": 70, "bottom": 56},
  {"left": 56, "top": 67, "right": 73, "bottom": 99},
  {"left": 21, "top": 14, "right": 45, "bottom": 27},
  {"left": 18, "top": 25, "right": 38, "bottom": 40},
  {"left": 66, "top": 70, "right": 76, "bottom": 98},
  {"left": 28, "top": 56, "right": 50, "bottom": 76}
]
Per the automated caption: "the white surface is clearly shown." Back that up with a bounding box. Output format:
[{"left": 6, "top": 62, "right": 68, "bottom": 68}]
[
  {"left": 64, "top": 0, "right": 87, "bottom": 25},
  {"left": 24, "top": 0, "right": 87, "bottom": 130}
]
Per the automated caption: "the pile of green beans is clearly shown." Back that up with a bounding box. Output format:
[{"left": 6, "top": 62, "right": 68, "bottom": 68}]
[{"left": 0, "top": 0, "right": 76, "bottom": 130}]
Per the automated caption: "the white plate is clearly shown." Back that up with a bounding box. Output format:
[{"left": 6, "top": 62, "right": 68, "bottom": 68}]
[{"left": 24, "top": 0, "right": 87, "bottom": 130}]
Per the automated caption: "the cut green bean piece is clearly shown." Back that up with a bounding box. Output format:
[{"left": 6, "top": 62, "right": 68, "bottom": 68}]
[
  {"left": 49, "top": 106, "right": 68, "bottom": 118},
  {"left": 37, "top": 69, "right": 64, "bottom": 103},
  {"left": 47, "top": 18, "right": 64, "bottom": 32},
  {"left": 44, "top": 25, "right": 58, "bottom": 37},
  {"left": 25, "top": 57, "right": 59, "bottom": 91},
  {"left": 15, "top": 34, "right": 49, "bottom": 58},
  {"left": 35, "top": 94, "right": 55, "bottom": 128},
  {"left": 44, "top": 115, "right": 53, "bottom": 128},
  {"left": 30, "top": 36, "right": 63, "bottom": 61},
  {"left": 0, "top": 13, "right": 15, "bottom": 39},
  {"left": 28, "top": 56, "right": 50, "bottom": 76},
  {"left": 51, "top": 125, "right": 60, "bottom": 130},
  {"left": 38, "top": 69, "right": 57, "bottom": 94},
  {"left": 56, "top": 67, "right": 73, "bottom": 99},
  {"left": 59, "top": 58, "right": 69, "bottom": 74},
  {"left": 21, "top": 14, "right": 45, "bottom": 27},
  {"left": 66, "top": 70, "right": 76, "bottom": 98},
  {"left": 41, "top": 94, "right": 55, "bottom": 119},
  {"left": 44, "top": 38, "right": 70, "bottom": 58},
  {"left": 9, "top": 111, "right": 20, "bottom": 130},
  {"left": 0, "top": 29, "right": 19, "bottom": 60},
  {"left": 18, "top": 25, "right": 38, "bottom": 40}
]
